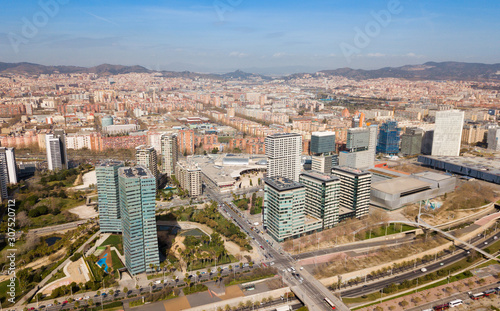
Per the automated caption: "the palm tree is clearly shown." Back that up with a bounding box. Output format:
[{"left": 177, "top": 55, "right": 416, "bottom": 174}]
[
  {"left": 148, "top": 282, "right": 153, "bottom": 294},
  {"left": 249, "top": 262, "right": 253, "bottom": 268},
  {"left": 123, "top": 287, "right": 129, "bottom": 296},
  {"left": 135, "top": 284, "right": 140, "bottom": 291},
  {"left": 239, "top": 262, "right": 243, "bottom": 269},
  {"left": 74, "top": 301, "right": 80, "bottom": 308},
  {"left": 108, "top": 289, "right": 114, "bottom": 296},
  {"left": 196, "top": 271, "right": 201, "bottom": 284},
  {"left": 88, "top": 299, "right": 94, "bottom": 306}
]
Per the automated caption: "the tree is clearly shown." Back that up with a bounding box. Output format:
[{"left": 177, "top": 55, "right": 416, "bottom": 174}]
[
  {"left": 88, "top": 298, "right": 94, "bottom": 306},
  {"left": 211, "top": 147, "right": 219, "bottom": 154},
  {"left": 124, "top": 287, "right": 129, "bottom": 296},
  {"left": 109, "top": 289, "right": 114, "bottom": 296},
  {"left": 399, "top": 300, "right": 408, "bottom": 308},
  {"left": 74, "top": 301, "right": 80, "bottom": 308}
]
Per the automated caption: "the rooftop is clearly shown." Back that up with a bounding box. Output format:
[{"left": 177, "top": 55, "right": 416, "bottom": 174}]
[
  {"left": 332, "top": 166, "right": 372, "bottom": 177},
  {"left": 119, "top": 165, "right": 154, "bottom": 179},
  {"left": 419, "top": 155, "right": 500, "bottom": 175},
  {"left": 98, "top": 160, "right": 124, "bottom": 168},
  {"left": 312, "top": 131, "right": 335, "bottom": 137},
  {"left": 300, "top": 170, "right": 340, "bottom": 183},
  {"left": 266, "top": 133, "right": 301, "bottom": 138},
  {"left": 265, "top": 176, "right": 304, "bottom": 191},
  {"left": 371, "top": 176, "right": 431, "bottom": 195}
]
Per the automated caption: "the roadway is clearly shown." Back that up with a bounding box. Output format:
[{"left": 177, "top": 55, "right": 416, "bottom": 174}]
[
  {"left": 340, "top": 233, "right": 498, "bottom": 298},
  {"left": 204, "top": 185, "right": 349, "bottom": 311},
  {"left": 28, "top": 220, "right": 88, "bottom": 235}
]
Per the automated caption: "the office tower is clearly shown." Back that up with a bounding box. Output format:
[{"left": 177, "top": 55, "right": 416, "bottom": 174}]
[
  {"left": 421, "top": 130, "right": 434, "bottom": 155},
  {"left": 46, "top": 130, "right": 68, "bottom": 171},
  {"left": 119, "top": 166, "right": 159, "bottom": 275},
  {"left": 96, "top": 161, "right": 124, "bottom": 233},
  {"left": 401, "top": 127, "right": 423, "bottom": 156},
  {"left": 300, "top": 171, "right": 340, "bottom": 230},
  {"left": 431, "top": 110, "right": 465, "bottom": 156},
  {"left": 136, "top": 145, "right": 158, "bottom": 181},
  {"left": 175, "top": 160, "right": 202, "bottom": 197},
  {"left": 377, "top": 121, "right": 401, "bottom": 154},
  {"left": 487, "top": 124, "right": 500, "bottom": 151},
  {"left": 0, "top": 147, "right": 17, "bottom": 184},
  {"left": 331, "top": 166, "right": 372, "bottom": 219},
  {"left": 351, "top": 112, "right": 364, "bottom": 128},
  {"left": 264, "top": 177, "right": 318, "bottom": 242},
  {"left": 160, "top": 133, "right": 178, "bottom": 176},
  {"left": 338, "top": 125, "right": 377, "bottom": 170},
  {"left": 311, "top": 132, "right": 336, "bottom": 174},
  {"left": 265, "top": 133, "right": 302, "bottom": 181}
]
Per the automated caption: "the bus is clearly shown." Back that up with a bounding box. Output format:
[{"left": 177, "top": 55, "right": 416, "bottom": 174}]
[{"left": 324, "top": 297, "right": 336, "bottom": 309}]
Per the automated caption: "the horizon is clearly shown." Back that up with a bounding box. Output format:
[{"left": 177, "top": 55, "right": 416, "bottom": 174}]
[{"left": 2, "top": 1, "right": 500, "bottom": 75}]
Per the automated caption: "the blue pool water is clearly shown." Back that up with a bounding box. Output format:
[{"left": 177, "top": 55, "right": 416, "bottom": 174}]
[
  {"left": 164, "top": 186, "right": 176, "bottom": 190},
  {"left": 96, "top": 253, "right": 109, "bottom": 272}
]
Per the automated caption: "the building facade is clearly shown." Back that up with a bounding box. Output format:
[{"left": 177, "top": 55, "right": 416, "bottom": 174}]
[
  {"left": 160, "top": 133, "right": 178, "bottom": 176},
  {"left": 431, "top": 110, "right": 464, "bottom": 156},
  {"left": 299, "top": 171, "right": 340, "bottom": 230},
  {"left": 46, "top": 129, "right": 68, "bottom": 171},
  {"left": 175, "top": 160, "right": 202, "bottom": 197},
  {"left": 401, "top": 127, "right": 423, "bottom": 156},
  {"left": 265, "top": 133, "right": 302, "bottom": 181},
  {"left": 96, "top": 161, "right": 124, "bottom": 233},
  {"left": 331, "top": 166, "right": 372, "bottom": 219},
  {"left": 136, "top": 145, "right": 158, "bottom": 182},
  {"left": 119, "top": 166, "right": 159, "bottom": 275},
  {"left": 487, "top": 124, "right": 500, "bottom": 151},
  {"left": 339, "top": 126, "right": 377, "bottom": 170},
  {"left": 0, "top": 147, "right": 17, "bottom": 185},
  {"left": 377, "top": 121, "right": 400, "bottom": 154}
]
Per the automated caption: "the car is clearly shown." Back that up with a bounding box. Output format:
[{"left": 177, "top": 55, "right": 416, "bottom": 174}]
[
  {"left": 421, "top": 268, "right": 427, "bottom": 272},
  {"left": 76, "top": 297, "right": 83, "bottom": 301},
  {"left": 300, "top": 266, "right": 303, "bottom": 270},
  {"left": 83, "top": 296, "right": 90, "bottom": 300},
  {"left": 287, "top": 268, "right": 291, "bottom": 272},
  {"left": 101, "top": 293, "right": 107, "bottom": 296},
  {"left": 495, "top": 236, "right": 498, "bottom": 240},
  {"left": 63, "top": 300, "right": 68, "bottom": 304},
  {"left": 485, "top": 241, "right": 489, "bottom": 245},
  {"left": 47, "top": 304, "right": 53, "bottom": 307},
  {"left": 270, "top": 262, "right": 275, "bottom": 266}
]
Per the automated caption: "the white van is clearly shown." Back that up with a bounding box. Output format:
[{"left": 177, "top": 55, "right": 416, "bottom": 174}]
[{"left": 449, "top": 299, "right": 463, "bottom": 307}]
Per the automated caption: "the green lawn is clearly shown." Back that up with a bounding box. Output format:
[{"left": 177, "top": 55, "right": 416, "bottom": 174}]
[
  {"left": 358, "top": 224, "right": 416, "bottom": 240},
  {"left": 0, "top": 278, "right": 20, "bottom": 306},
  {"left": 110, "top": 250, "right": 124, "bottom": 270},
  {"left": 100, "top": 235, "right": 123, "bottom": 255},
  {"left": 182, "top": 284, "right": 208, "bottom": 295}
]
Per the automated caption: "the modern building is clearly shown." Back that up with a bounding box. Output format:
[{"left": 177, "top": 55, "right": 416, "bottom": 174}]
[
  {"left": 96, "top": 161, "right": 124, "bottom": 233},
  {"left": 339, "top": 125, "right": 378, "bottom": 170},
  {"left": 160, "top": 133, "right": 178, "bottom": 176},
  {"left": 370, "top": 172, "right": 456, "bottom": 210},
  {"left": 299, "top": 171, "right": 340, "bottom": 230},
  {"left": 331, "top": 166, "right": 372, "bottom": 218},
  {"left": 136, "top": 145, "right": 158, "bottom": 182},
  {"left": 487, "top": 124, "right": 500, "bottom": 151},
  {"left": 431, "top": 110, "right": 465, "bottom": 156},
  {"left": 265, "top": 133, "right": 302, "bottom": 181},
  {"left": 418, "top": 155, "right": 500, "bottom": 184},
  {"left": 101, "top": 115, "right": 113, "bottom": 128},
  {"left": 401, "top": 127, "right": 423, "bottom": 156},
  {"left": 377, "top": 121, "right": 400, "bottom": 154},
  {"left": 310, "top": 132, "right": 337, "bottom": 174},
  {"left": 46, "top": 129, "right": 68, "bottom": 171},
  {"left": 264, "top": 176, "right": 321, "bottom": 242},
  {"left": 175, "top": 160, "right": 202, "bottom": 197},
  {"left": 462, "top": 124, "right": 486, "bottom": 145},
  {"left": 421, "top": 130, "right": 434, "bottom": 155},
  {"left": 0, "top": 147, "right": 17, "bottom": 184},
  {"left": 118, "top": 166, "right": 159, "bottom": 275}
]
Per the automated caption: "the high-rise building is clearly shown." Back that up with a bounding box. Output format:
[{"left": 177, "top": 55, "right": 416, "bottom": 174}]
[
  {"left": 265, "top": 133, "right": 302, "bottom": 181},
  {"left": 119, "top": 166, "right": 159, "bottom": 275},
  {"left": 462, "top": 124, "right": 486, "bottom": 145},
  {"left": 175, "top": 160, "right": 202, "bottom": 197},
  {"left": 299, "top": 171, "right": 340, "bottom": 230},
  {"left": 339, "top": 125, "right": 377, "bottom": 170},
  {"left": 377, "top": 121, "right": 401, "bottom": 154},
  {"left": 46, "top": 130, "right": 68, "bottom": 171},
  {"left": 331, "top": 166, "right": 372, "bottom": 219},
  {"left": 401, "top": 127, "right": 423, "bottom": 156},
  {"left": 487, "top": 124, "right": 500, "bottom": 151},
  {"left": 177, "top": 130, "right": 195, "bottom": 155},
  {"left": 0, "top": 147, "right": 17, "bottom": 185},
  {"left": 431, "top": 110, "right": 464, "bottom": 156},
  {"left": 310, "top": 132, "right": 336, "bottom": 174},
  {"left": 264, "top": 176, "right": 321, "bottom": 242},
  {"left": 311, "top": 132, "right": 336, "bottom": 154},
  {"left": 160, "top": 133, "right": 178, "bottom": 176},
  {"left": 421, "top": 130, "right": 434, "bottom": 155},
  {"left": 96, "top": 161, "right": 124, "bottom": 233},
  {"left": 136, "top": 145, "right": 158, "bottom": 182}
]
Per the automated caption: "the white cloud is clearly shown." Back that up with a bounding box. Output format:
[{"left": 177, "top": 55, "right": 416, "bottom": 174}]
[
  {"left": 366, "top": 53, "right": 386, "bottom": 57},
  {"left": 229, "top": 51, "right": 248, "bottom": 58},
  {"left": 273, "top": 52, "right": 285, "bottom": 58}
]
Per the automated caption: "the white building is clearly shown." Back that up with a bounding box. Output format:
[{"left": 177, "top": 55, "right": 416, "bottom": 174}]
[
  {"left": 160, "top": 133, "right": 178, "bottom": 176},
  {"left": 265, "top": 133, "right": 302, "bottom": 182},
  {"left": 487, "top": 124, "right": 500, "bottom": 151},
  {"left": 135, "top": 146, "right": 158, "bottom": 182},
  {"left": 175, "top": 160, "right": 202, "bottom": 197},
  {"left": 431, "top": 110, "right": 464, "bottom": 156},
  {"left": 66, "top": 133, "right": 92, "bottom": 150},
  {"left": 46, "top": 130, "right": 68, "bottom": 171}
]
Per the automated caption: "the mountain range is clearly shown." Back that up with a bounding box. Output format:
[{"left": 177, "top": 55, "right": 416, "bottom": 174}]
[{"left": 0, "top": 61, "right": 499, "bottom": 82}]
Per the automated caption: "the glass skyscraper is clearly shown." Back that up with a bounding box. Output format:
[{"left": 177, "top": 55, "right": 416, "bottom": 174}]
[
  {"left": 96, "top": 161, "right": 124, "bottom": 233},
  {"left": 119, "top": 166, "right": 159, "bottom": 275},
  {"left": 377, "top": 121, "right": 401, "bottom": 155}
]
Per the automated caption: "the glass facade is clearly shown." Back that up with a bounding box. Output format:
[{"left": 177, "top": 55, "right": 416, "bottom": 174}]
[{"left": 377, "top": 121, "right": 401, "bottom": 154}]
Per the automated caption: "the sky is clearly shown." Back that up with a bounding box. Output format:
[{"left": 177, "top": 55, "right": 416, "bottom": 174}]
[{"left": 0, "top": 0, "right": 499, "bottom": 74}]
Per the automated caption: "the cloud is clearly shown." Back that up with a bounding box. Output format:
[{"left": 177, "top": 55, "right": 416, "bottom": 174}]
[
  {"left": 366, "top": 53, "right": 386, "bottom": 57},
  {"left": 273, "top": 52, "right": 286, "bottom": 58},
  {"left": 229, "top": 51, "right": 248, "bottom": 58}
]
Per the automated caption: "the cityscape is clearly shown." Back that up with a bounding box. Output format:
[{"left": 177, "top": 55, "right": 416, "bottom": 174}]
[{"left": 1, "top": 1, "right": 500, "bottom": 311}]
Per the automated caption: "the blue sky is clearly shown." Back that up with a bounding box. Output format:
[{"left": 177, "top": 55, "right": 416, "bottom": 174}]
[{"left": 0, "top": 0, "right": 499, "bottom": 74}]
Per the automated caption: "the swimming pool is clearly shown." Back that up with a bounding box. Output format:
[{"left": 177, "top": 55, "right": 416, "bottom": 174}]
[{"left": 96, "top": 253, "right": 109, "bottom": 272}]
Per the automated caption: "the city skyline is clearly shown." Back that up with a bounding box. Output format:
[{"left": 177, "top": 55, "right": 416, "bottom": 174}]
[{"left": 1, "top": 0, "right": 499, "bottom": 74}]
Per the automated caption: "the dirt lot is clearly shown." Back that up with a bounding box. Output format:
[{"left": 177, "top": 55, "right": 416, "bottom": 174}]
[
  {"left": 162, "top": 296, "right": 191, "bottom": 311},
  {"left": 69, "top": 204, "right": 98, "bottom": 219}
]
